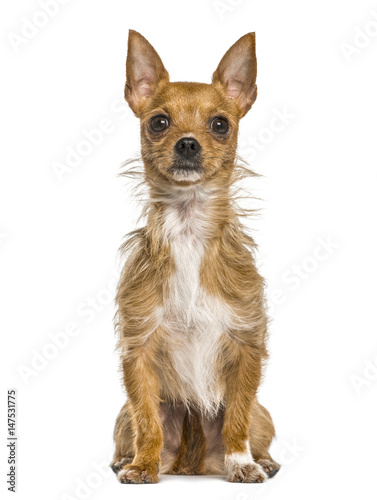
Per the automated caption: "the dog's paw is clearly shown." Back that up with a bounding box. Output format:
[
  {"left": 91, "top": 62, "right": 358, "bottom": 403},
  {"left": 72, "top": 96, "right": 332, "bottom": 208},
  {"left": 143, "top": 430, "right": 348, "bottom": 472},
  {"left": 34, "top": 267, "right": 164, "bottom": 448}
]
[
  {"left": 257, "top": 458, "right": 281, "bottom": 478},
  {"left": 226, "top": 462, "right": 267, "bottom": 483},
  {"left": 117, "top": 464, "right": 159, "bottom": 484},
  {"left": 110, "top": 456, "right": 133, "bottom": 474}
]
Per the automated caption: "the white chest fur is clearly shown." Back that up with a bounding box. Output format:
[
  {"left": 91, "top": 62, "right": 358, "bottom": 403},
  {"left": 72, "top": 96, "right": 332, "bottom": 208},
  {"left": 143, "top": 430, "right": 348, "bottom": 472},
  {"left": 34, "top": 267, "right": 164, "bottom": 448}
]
[{"left": 159, "top": 186, "right": 231, "bottom": 415}]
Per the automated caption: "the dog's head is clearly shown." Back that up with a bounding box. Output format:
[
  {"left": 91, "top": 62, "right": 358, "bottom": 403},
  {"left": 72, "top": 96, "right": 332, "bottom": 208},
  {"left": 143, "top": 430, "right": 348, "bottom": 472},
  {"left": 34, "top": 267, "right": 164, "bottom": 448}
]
[{"left": 125, "top": 30, "right": 257, "bottom": 186}]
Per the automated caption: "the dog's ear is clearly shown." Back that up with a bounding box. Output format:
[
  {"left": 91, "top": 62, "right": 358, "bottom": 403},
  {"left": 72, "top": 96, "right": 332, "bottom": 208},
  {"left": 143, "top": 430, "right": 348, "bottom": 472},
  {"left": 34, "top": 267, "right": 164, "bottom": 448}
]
[
  {"left": 125, "top": 30, "right": 169, "bottom": 116},
  {"left": 212, "top": 33, "right": 257, "bottom": 118}
]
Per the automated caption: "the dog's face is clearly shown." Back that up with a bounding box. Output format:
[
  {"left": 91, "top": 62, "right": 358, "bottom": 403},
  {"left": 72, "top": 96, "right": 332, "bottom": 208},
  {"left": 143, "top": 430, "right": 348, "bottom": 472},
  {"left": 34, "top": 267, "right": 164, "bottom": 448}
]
[{"left": 125, "top": 31, "right": 257, "bottom": 186}]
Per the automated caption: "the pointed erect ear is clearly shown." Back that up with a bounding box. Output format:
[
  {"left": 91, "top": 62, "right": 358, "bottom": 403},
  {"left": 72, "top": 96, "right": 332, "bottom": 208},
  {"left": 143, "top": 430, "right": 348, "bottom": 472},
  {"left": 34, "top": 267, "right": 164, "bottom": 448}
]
[
  {"left": 125, "top": 30, "right": 169, "bottom": 116},
  {"left": 212, "top": 33, "right": 257, "bottom": 118}
]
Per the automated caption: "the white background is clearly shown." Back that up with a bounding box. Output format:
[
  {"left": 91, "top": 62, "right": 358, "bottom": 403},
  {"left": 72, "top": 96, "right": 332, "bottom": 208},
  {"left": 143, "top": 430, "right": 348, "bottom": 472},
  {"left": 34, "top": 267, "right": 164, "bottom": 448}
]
[{"left": 1, "top": 0, "right": 377, "bottom": 499}]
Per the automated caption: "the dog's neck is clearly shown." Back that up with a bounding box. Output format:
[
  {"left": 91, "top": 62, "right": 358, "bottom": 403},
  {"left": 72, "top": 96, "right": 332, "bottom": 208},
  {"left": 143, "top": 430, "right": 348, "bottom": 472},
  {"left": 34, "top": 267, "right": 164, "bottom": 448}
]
[{"left": 146, "top": 180, "right": 233, "bottom": 244}]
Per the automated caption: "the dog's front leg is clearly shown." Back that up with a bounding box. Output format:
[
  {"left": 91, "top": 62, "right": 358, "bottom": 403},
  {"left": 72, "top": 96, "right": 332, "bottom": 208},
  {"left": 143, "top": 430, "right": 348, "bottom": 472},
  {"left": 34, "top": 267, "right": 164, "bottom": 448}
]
[
  {"left": 117, "top": 348, "right": 162, "bottom": 484},
  {"left": 222, "top": 339, "right": 267, "bottom": 483}
]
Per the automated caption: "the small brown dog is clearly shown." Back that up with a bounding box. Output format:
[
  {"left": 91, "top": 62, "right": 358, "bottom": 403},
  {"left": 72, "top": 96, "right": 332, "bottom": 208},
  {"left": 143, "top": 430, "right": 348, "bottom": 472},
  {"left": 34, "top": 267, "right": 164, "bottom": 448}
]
[{"left": 111, "top": 30, "right": 280, "bottom": 484}]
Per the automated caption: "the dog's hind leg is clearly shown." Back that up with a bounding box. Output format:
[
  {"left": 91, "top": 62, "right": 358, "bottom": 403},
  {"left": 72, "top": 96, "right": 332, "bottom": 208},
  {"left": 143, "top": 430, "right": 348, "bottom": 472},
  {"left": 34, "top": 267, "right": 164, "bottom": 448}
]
[
  {"left": 168, "top": 407, "right": 207, "bottom": 475},
  {"left": 110, "top": 401, "right": 135, "bottom": 474},
  {"left": 249, "top": 400, "right": 280, "bottom": 478}
]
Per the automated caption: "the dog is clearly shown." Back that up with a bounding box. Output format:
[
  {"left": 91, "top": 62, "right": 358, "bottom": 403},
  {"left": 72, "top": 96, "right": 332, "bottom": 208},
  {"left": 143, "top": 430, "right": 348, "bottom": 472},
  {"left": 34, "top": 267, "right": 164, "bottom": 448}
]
[{"left": 110, "top": 30, "right": 280, "bottom": 484}]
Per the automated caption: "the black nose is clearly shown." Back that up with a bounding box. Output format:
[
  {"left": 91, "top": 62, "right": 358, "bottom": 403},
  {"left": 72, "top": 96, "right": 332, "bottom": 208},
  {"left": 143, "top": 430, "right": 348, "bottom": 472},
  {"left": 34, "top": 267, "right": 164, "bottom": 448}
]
[{"left": 174, "top": 137, "right": 201, "bottom": 160}]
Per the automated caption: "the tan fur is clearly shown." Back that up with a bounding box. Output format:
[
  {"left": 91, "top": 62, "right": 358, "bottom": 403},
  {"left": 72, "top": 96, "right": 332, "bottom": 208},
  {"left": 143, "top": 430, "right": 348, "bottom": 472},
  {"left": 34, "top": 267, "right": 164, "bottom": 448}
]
[{"left": 111, "top": 30, "right": 280, "bottom": 484}]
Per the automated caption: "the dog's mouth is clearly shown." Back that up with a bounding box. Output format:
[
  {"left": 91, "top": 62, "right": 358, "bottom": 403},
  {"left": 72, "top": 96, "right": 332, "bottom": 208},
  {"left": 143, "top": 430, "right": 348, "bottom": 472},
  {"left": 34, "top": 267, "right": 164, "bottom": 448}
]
[{"left": 167, "top": 158, "right": 204, "bottom": 182}]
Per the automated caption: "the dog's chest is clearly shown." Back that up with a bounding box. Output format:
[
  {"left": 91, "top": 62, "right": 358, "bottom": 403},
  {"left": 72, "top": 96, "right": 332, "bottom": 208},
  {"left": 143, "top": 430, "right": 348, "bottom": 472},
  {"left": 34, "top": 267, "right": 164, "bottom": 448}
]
[{"left": 160, "top": 193, "right": 230, "bottom": 413}]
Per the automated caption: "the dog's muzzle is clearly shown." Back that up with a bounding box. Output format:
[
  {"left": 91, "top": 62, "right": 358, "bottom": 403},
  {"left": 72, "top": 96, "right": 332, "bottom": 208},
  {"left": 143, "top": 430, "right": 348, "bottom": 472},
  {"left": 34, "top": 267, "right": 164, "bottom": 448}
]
[
  {"left": 174, "top": 137, "right": 201, "bottom": 161},
  {"left": 170, "top": 137, "right": 203, "bottom": 175}
]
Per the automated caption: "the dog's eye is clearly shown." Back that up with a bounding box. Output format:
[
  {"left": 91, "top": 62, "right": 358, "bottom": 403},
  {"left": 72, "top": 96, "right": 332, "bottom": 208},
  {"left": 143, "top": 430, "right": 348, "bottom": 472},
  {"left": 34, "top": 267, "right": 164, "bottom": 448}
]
[
  {"left": 211, "top": 117, "right": 229, "bottom": 134},
  {"left": 149, "top": 115, "right": 169, "bottom": 133}
]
